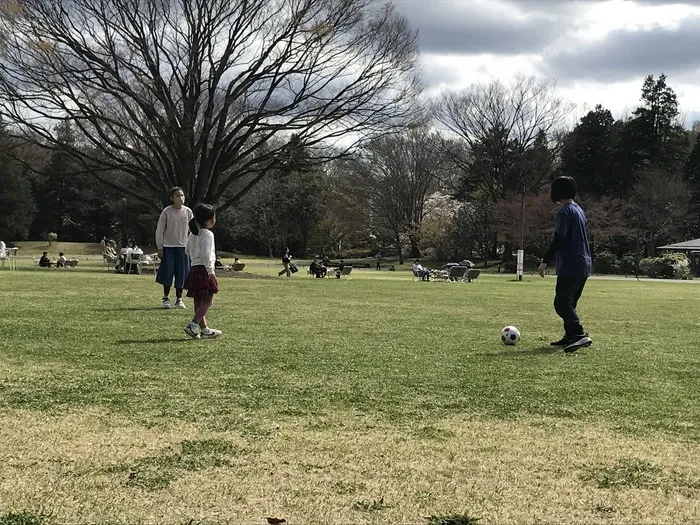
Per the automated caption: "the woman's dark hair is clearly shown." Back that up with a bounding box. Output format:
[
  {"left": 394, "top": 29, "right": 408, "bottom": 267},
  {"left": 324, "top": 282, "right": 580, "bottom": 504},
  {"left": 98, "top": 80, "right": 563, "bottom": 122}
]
[
  {"left": 59, "top": 252, "right": 64, "bottom": 256},
  {"left": 189, "top": 204, "right": 215, "bottom": 235},
  {"left": 550, "top": 176, "right": 577, "bottom": 203},
  {"left": 170, "top": 186, "right": 184, "bottom": 196}
]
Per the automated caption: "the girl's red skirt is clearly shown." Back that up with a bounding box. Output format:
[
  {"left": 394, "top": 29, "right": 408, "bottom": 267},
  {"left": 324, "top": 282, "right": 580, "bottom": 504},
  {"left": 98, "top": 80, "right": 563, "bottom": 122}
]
[{"left": 184, "top": 265, "right": 219, "bottom": 298}]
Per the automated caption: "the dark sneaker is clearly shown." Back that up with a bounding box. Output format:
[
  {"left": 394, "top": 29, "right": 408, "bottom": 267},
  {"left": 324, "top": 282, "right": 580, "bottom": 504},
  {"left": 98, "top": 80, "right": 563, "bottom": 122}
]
[
  {"left": 564, "top": 335, "right": 592, "bottom": 353},
  {"left": 550, "top": 336, "right": 572, "bottom": 347}
]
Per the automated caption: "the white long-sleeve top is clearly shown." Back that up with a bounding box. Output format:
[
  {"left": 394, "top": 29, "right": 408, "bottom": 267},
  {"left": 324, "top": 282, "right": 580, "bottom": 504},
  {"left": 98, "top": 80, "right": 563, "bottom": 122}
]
[
  {"left": 185, "top": 228, "right": 216, "bottom": 275},
  {"left": 155, "top": 205, "right": 193, "bottom": 249}
]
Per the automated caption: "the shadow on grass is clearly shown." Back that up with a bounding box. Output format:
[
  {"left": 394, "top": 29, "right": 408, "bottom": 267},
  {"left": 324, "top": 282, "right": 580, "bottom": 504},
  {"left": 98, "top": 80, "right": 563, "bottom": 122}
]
[
  {"left": 96, "top": 307, "right": 168, "bottom": 312},
  {"left": 117, "top": 338, "right": 193, "bottom": 345},
  {"left": 478, "top": 346, "right": 560, "bottom": 357}
]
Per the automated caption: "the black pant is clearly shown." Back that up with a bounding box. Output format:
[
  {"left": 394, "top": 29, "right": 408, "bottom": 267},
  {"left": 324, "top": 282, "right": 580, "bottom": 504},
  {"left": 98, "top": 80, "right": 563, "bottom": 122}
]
[{"left": 554, "top": 276, "right": 587, "bottom": 337}]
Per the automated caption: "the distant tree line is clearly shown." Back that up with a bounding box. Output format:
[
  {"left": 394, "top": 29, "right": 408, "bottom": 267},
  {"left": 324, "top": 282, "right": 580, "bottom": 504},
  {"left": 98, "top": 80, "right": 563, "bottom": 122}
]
[{"left": 0, "top": 0, "right": 697, "bottom": 267}]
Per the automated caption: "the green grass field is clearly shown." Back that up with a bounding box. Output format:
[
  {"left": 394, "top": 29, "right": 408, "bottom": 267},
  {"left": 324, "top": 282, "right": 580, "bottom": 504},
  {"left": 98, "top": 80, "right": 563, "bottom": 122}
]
[{"left": 0, "top": 265, "right": 698, "bottom": 524}]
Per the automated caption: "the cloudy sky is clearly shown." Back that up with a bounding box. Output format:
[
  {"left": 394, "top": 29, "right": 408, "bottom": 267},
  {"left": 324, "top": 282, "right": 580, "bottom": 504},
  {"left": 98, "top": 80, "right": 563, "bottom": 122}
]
[{"left": 392, "top": 0, "right": 700, "bottom": 126}]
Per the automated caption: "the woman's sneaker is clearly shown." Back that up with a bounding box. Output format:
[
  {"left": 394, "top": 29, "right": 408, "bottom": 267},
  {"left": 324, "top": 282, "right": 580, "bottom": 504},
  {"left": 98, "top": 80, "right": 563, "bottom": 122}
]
[
  {"left": 162, "top": 297, "right": 172, "bottom": 309},
  {"left": 184, "top": 321, "right": 201, "bottom": 339},
  {"left": 200, "top": 327, "right": 222, "bottom": 339},
  {"left": 174, "top": 298, "right": 186, "bottom": 309},
  {"left": 564, "top": 334, "right": 593, "bottom": 353}
]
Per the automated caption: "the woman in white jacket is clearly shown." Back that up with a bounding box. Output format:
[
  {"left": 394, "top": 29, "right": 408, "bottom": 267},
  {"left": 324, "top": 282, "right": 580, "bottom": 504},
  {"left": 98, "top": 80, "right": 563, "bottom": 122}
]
[{"left": 183, "top": 204, "right": 221, "bottom": 339}]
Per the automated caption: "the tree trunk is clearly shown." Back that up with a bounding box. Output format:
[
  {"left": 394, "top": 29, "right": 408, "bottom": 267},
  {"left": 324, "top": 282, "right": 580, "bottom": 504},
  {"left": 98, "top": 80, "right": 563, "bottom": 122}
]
[
  {"left": 503, "top": 241, "right": 514, "bottom": 261},
  {"left": 634, "top": 223, "right": 641, "bottom": 277},
  {"left": 395, "top": 231, "right": 404, "bottom": 265},
  {"left": 520, "top": 191, "right": 526, "bottom": 250},
  {"left": 409, "top": 234, "right": 421, "bottom": 259}
]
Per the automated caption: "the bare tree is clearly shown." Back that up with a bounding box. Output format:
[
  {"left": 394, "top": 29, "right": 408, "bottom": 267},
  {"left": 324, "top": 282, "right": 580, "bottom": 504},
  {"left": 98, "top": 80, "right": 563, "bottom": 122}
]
[
  {"left": 350, "top": 125, "right": 447, "bottom": 262},
  {"left": 0, "top": 0, "right": 421, "bottom": 209},
  {"left": 435, "top": 76, "right": 571, "bottom": 261},
  {"left": 435, "top": 76, "right": 572, "bottom": 200},
  {"left": 631, "top": 169, "right": 691, "bottom": 258}
]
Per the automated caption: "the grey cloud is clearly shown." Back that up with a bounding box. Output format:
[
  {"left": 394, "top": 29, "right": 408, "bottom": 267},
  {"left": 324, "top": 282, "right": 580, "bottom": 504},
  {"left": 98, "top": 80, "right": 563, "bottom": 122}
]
[
  {"left": 633, "top": 0, "right": 700, "bottom": 4},
  {"left": 510, "top": 0, "right": 700, "bottom": 6},
  {"left": 541, "top": 15, "right": 700, "bottom": 83},
  {"left": 421, "top": 61, "right": 463, "bottom": 87},
  {"left": 391, "top": 0, "right": 569, "bottom": 55}
]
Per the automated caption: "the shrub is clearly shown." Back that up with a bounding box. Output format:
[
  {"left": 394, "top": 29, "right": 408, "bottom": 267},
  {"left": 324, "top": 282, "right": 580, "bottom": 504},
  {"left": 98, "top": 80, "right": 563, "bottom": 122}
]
[
  {"left": 655, "top": 253, "right": 690, "bottom": 279},
  {"left": 619, "top": 254, "right": 636, "bottom": 276},
  {"left": 593, "top": 251, "right": 619, "bottom": 274},
  {"left": 639, "top": 257, "right": 656, "bottom": 277},
  {"left": 638, "top": 253, "right": 690, "bottom": 279}
]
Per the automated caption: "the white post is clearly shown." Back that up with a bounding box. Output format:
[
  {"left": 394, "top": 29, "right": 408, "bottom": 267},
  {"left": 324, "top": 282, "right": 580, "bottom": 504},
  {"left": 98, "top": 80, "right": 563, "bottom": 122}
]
[{"left": 516, "top": 249, "right": 524, "bottom": 281}]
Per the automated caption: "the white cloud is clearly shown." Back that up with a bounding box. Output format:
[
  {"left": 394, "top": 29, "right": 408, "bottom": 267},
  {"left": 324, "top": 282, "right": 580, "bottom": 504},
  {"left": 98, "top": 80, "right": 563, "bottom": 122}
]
[{"left": 393, "top": 0, "right": 700, "bottom": 127}]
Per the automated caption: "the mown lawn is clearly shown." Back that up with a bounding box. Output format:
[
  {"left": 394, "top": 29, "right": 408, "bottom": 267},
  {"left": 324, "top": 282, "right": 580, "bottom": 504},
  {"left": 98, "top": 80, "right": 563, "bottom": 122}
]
[{"left": 0, "top": 268, "right": 698, "bottom": 524}]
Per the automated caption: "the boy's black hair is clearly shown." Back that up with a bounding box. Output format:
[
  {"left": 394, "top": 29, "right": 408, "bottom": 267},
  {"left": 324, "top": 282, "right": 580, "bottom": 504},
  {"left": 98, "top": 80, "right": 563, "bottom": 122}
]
[
  {"left": 550, "top": 176, "right": 577, "bottom": 203},
  {"left": 59, "top": 252, "right": 64, "bottom": 256},
  {"left": 170, "top": 186, "right": 184, "bottom": 197},
  {"left": 189, "top": 204, "right": 215, "bottom": 235}
]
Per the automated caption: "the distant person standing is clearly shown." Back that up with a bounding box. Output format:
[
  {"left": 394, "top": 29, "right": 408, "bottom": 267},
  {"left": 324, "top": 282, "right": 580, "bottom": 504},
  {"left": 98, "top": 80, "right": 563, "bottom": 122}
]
[
  {"left": 376, "top": 252, "right": 382, "bottom": 270},
  {"left": 278, "top": 247, "right": 292, "bottom": 277},
  {"left": 155, "top": 187, "right": 193, "bottom": 309}
]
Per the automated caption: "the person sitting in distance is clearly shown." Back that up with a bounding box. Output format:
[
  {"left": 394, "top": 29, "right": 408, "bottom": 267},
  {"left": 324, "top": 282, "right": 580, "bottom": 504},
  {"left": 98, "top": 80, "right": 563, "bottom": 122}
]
[
  {"left": 39, "top": 252, "right": 53, "bottom": 267},
  {"left": 310, "top": 257, "right": 327, "bottom": 278},
  {"left": 412, "top": 259, "right": 430, "bottom": 281}
]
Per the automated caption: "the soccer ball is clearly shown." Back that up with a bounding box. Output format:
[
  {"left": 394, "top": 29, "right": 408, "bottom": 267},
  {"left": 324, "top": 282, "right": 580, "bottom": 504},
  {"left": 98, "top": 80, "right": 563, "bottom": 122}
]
[{"left": 501, "top": 326, "right": 520, "bottom": 345}]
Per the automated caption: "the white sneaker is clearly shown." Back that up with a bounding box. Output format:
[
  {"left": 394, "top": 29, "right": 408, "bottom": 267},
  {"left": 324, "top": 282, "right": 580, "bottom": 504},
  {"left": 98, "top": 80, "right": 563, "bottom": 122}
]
[
  {"left": 184, "top": 321, "right": 201, "bottom": 339},
  {"left": 200, "top": 327, "right": 222, "bottom": 339},
  {"left": 162, "top": 297, "right": 172, "bottom": 309},
  {"left": 174, "top": 298, "right": 186, "bottom": 309}
]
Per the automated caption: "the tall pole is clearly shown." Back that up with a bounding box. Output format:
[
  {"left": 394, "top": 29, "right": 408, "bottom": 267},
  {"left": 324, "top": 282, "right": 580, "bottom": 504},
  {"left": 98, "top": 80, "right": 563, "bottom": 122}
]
[
  {"left": 518, "top": 184, "right": 525, "bottom": 282},
  {"left": 520, "top": 187, "right": 525, "bottom": 251}
]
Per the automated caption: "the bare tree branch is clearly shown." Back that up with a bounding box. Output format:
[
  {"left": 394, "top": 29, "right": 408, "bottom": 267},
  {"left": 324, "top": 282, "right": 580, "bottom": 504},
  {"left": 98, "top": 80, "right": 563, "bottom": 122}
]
[
  {"left": 348, "top": 125, "right": 447, "bottom": 259},
  {"left": 0, "top": 0, "right": 422, "bottom": 209},
  {"left": 434, "top": 76, "right": 573, "bottom": 200}
]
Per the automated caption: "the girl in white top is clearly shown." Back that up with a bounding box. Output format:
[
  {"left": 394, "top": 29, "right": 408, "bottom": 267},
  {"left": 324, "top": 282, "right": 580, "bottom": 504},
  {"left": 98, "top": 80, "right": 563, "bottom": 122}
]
[{"left": 183, "top": 204, "right": 221, "bottom": 339}]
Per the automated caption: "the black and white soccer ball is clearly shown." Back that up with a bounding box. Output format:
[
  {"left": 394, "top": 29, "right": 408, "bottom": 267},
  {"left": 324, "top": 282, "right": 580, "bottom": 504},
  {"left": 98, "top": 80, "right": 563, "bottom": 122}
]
[{"left": 500, "top": 326, "right": 521, "bottom": 346}]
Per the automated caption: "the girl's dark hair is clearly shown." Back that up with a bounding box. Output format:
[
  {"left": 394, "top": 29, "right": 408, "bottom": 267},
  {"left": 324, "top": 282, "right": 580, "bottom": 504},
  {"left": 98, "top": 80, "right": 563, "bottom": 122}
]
[
  {"left": 170, "top": 186, "right": 184, "bottom": 196},
  {"left": 189, "top": 204, "right": 215, "bottom": 235},
  {"left": 550, "top": 176, "right": 577, "bottom": 203}
]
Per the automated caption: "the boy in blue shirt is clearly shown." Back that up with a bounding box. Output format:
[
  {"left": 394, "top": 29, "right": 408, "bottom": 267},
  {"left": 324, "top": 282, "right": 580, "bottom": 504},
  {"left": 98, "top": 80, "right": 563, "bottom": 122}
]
[{"left": 538, "top": 176, "right": 593, "bottom": 353}]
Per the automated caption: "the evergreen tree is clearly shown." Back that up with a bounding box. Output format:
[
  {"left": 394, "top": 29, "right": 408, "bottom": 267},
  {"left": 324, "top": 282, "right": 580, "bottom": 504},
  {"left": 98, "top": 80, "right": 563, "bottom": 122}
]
[{"left": 561, "top": 105, "right": 621, "bottom": 195}]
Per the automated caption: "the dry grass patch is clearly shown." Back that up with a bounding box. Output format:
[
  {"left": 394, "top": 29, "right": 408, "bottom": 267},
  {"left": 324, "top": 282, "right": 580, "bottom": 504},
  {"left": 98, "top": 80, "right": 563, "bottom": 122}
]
[{"left": 0, "top": 410, "right": 699, "bottom": 524}]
